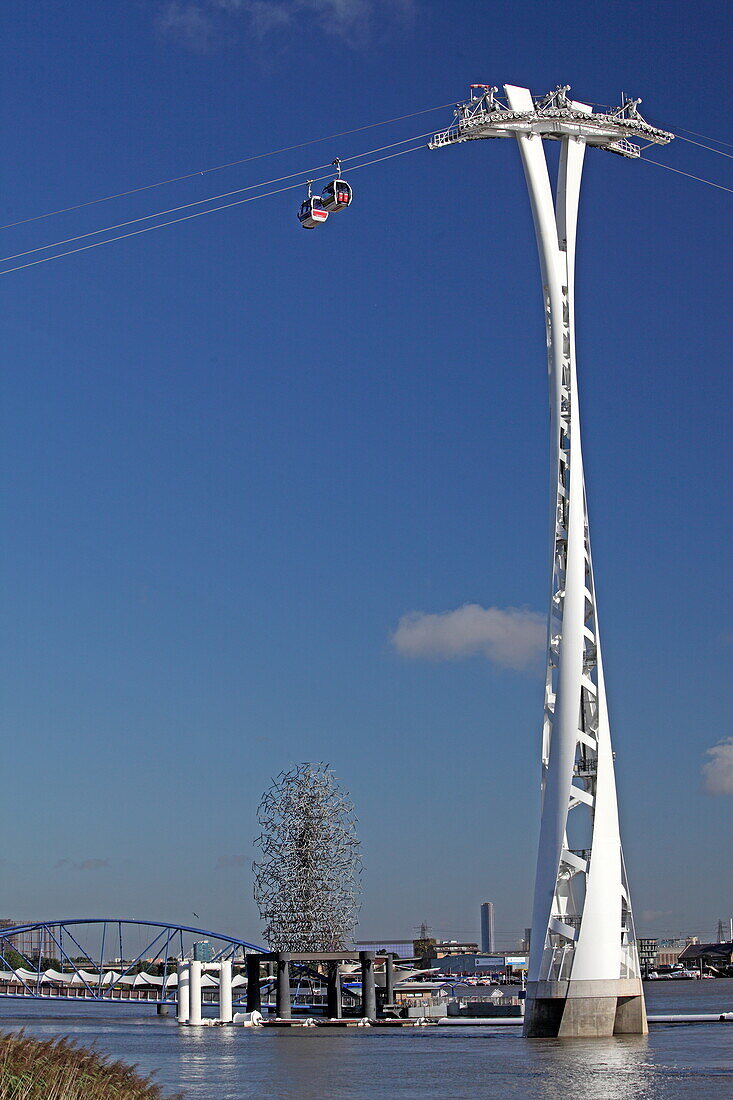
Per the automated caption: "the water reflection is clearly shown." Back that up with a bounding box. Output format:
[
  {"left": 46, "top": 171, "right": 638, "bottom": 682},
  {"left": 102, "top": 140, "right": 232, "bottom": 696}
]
[{"left": 526, "top": 1035, "right": 655, "bottom": 1100}]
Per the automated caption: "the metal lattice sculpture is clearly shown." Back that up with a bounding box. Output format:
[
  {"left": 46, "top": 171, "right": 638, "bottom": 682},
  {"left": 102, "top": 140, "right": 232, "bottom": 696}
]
[{"left": 253, "top": 763, "right": 361, "bottom": 952}]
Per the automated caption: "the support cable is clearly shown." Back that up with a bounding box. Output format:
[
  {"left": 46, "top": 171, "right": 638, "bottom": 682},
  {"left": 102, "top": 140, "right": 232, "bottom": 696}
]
[
  {"left": 671, "top": 133, "right": 733, "bottom": 161},
  {"left": 0, "top": 144, "right": 425, "bottom": 276},
  {"left": 0, "top": 103, "right": 453, "bottom": 232},
  {"left": 639, "top": 157, "right": 733, "bottom": 194},
  {"left": 0, "top": 131, "right": 435, "bottom": 266},
  {"left": 649, "top": 120, "right": 733, "bottom": 151}
]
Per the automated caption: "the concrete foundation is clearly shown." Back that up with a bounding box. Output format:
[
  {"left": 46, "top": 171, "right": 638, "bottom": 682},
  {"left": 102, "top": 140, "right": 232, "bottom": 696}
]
[
  {"left": 557, "top": 995, "right": 618, "bottom": 1038},
  {"left": 614, "top": 991, "right": 649, "bottom": 1034},
  {"left": 523, "top": 979, "right": 648, "bottom": 1038}
]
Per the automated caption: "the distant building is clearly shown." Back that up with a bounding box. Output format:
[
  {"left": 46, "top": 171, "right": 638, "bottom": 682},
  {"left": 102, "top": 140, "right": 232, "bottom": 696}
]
[
  {"left": 427, "top": 951, "right": 527, "bottom": 976},
  {"left": 637, "top": 938, "right": 658, "bottom": 974},
  {"left": 480, "top": 902, "right": 496, "bottom": 954},
  {"left": 429, "top": 953, "right": 505, "bottom": 975},
  {"left": 354, "top": 940, "right": 415, "bottom": 959},
  {"left": 523, "top": 928, "right": 532, "bottom": 953},
  {"left": 656, "top": 937, "right": 699, "bottom": 967},
  {"left": 0, "top": 920, "right": 57, "bottom": 963},
  {"left": 504, "top": 955, "right": 529, "bottom": 973},
  {"left": 434, "top": 941, "right": 479, "bottom": 958},
  {"left": 678, "top": 941, "right": 733, "bottom": 974},
  {"left": 193, "top": 940, "right": 214, "bottom": 963}
]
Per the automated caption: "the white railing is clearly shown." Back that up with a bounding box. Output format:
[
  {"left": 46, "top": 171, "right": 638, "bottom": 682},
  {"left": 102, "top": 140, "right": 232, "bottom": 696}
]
[
  {"left": 430, "top": 127, "right": 460, "bottom": 148},
  {"left": 606, "top": 138, "right": 641, "bottom": 158}
]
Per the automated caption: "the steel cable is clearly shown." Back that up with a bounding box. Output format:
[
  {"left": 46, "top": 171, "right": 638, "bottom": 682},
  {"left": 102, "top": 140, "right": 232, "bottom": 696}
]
[
  {"left": 0, "top": 131, "right": 436, "bottom": 266},
  {"left": 0, "top": 103, "right": 454, "bottom": 232},
  {"left": 0, "top": 144, "right": 425, "bottom": 276},
  {"left": 639, "top": 157, "right": 733, "bottom": 194}
]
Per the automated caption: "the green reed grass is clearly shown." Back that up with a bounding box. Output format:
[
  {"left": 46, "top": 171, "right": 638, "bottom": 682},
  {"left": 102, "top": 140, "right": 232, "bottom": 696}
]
[{"left": 0, "top": 1031, "right": 183, "bottom": 1100}]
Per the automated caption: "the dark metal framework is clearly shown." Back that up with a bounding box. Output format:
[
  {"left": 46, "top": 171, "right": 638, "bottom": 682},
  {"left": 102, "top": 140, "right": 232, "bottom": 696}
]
[{"left": 253, "top": 763, "right": 361, "bottom": 952}]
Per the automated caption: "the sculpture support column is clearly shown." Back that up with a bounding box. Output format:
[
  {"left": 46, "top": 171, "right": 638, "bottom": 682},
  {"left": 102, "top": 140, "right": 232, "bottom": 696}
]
[
  {"left": 246, "top": 954, "right": 262, "bottom": 1013},
  {"left": 360, "top": 950, "right": 376, "bottom": 1020},
  {"left": 275, "top": 952, "right": 291, "bottom": 1019},
  {"left": 326, "top": 960, "right": 343, "bottom": 1019}
]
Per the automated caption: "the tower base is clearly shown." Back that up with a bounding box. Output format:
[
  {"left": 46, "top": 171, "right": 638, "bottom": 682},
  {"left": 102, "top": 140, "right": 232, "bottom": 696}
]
[{"left": 523, "top": 979, "right": 648, "bottom": 1037}]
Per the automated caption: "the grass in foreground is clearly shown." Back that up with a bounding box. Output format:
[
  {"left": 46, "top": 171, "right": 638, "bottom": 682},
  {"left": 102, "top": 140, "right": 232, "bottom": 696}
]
[{"left": 0, "top": 1031, "right": 183, "bottom": 1100}]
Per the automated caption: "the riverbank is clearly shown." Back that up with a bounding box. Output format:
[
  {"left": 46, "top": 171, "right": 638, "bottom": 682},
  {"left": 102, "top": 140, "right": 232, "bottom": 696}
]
[{"left": 0, "top": 1031, "right": 179, "bottom": 1099}]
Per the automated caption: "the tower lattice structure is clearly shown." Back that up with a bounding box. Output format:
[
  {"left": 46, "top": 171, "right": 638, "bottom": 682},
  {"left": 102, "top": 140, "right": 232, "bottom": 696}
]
[{"left": 431, "top": 84, "right": 672, "bottom": 1036}]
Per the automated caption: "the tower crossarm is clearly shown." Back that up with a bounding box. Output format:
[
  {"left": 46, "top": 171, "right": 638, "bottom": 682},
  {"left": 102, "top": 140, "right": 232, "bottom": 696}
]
[{"left": 429, "top": 86, "right": 673, "bottom": 159}]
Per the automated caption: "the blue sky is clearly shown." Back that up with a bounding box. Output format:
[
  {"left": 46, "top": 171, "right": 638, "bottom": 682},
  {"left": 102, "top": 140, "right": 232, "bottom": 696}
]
[{"left": 1, "top": 0, "right": 731, "bottom": 949}]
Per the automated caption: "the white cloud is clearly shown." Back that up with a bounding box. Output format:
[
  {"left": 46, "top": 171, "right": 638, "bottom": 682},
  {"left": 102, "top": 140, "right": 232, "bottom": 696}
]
[
  {"left": 157, "top": 2, "right": 219, "bottom": 49},
  {"left": 702, "top": 738, "right": 733, "bottom": 796},
  {"left": 391, "top": 603, "right": 546, "bottom": 671},
  {"left": 156, "top": 0, "right": 414, "bottom": 48},
  {"left": 640, "top": 909, "right": 672, "bottom": 923}
]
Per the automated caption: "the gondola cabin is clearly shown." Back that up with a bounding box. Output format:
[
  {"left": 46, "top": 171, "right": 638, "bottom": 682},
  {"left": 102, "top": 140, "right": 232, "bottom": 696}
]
[
  {"left": 321, "top": 178, "right": 352, "bottom": 212},
  {"left": 298, "top": 195, "right": 328, "bottom": 229}
]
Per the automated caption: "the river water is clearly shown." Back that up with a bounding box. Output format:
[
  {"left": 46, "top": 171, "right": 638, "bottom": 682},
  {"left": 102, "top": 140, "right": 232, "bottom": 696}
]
[{"left": 1, "top": 980, "right": 731, "bottom": 1098}]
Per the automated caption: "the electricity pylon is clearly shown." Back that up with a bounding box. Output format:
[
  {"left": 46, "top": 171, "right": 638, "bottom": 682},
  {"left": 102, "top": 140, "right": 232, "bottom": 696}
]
[{"left": 431, "top": 84, "right": 672, "bottom": 1037}]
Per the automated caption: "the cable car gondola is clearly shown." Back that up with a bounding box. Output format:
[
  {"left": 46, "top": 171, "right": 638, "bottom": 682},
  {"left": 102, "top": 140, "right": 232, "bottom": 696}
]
[
  {"left": 298, "top": 181, "right": 329, "bottom": 229},
  {"left": 320, "top": 159, "right": 352, "bottom": 212}
]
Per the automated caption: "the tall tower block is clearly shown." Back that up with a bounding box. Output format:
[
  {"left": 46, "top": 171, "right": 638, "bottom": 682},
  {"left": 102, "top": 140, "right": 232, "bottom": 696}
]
[
  {"left": 431, "top": 85, "right": 672, "bottom": 1037},
  {"left": 480, "top": 902, "right": 496, "bottom": 954}
]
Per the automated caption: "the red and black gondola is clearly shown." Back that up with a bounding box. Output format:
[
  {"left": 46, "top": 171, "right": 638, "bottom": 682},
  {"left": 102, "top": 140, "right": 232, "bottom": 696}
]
[
  {"left": 321, "top": 159, "right": 352, "bottom": 212},
  {"left": 298, "top": 181, "right": 329, "bottom": 228}
]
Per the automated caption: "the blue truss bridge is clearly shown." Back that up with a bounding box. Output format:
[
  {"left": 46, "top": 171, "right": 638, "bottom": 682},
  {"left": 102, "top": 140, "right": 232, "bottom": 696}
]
[{"left": 0, "top": 919, "right": 263, "bottom": 1005}]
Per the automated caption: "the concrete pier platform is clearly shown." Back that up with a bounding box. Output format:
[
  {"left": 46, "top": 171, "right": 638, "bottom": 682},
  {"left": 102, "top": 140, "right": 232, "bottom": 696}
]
[{"left": 523, "top": 978, "right": 648, "bottom": 1038}]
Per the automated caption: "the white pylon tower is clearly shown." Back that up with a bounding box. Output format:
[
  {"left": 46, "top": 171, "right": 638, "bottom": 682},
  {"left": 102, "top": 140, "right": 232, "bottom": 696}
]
[{"left": 431, "top": 85, "right": 673, "bottom": 1037}]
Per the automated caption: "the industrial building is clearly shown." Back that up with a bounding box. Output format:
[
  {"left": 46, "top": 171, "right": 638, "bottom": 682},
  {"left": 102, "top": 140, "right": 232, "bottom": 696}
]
[{"left": 678, "top": 941, "right": 733, "bottom": 975}]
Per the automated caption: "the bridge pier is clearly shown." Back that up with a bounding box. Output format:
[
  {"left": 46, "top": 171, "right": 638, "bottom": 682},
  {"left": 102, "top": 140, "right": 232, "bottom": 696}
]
[{"left": 177, "top": 961, "right": 190, "bottom": 1023}]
